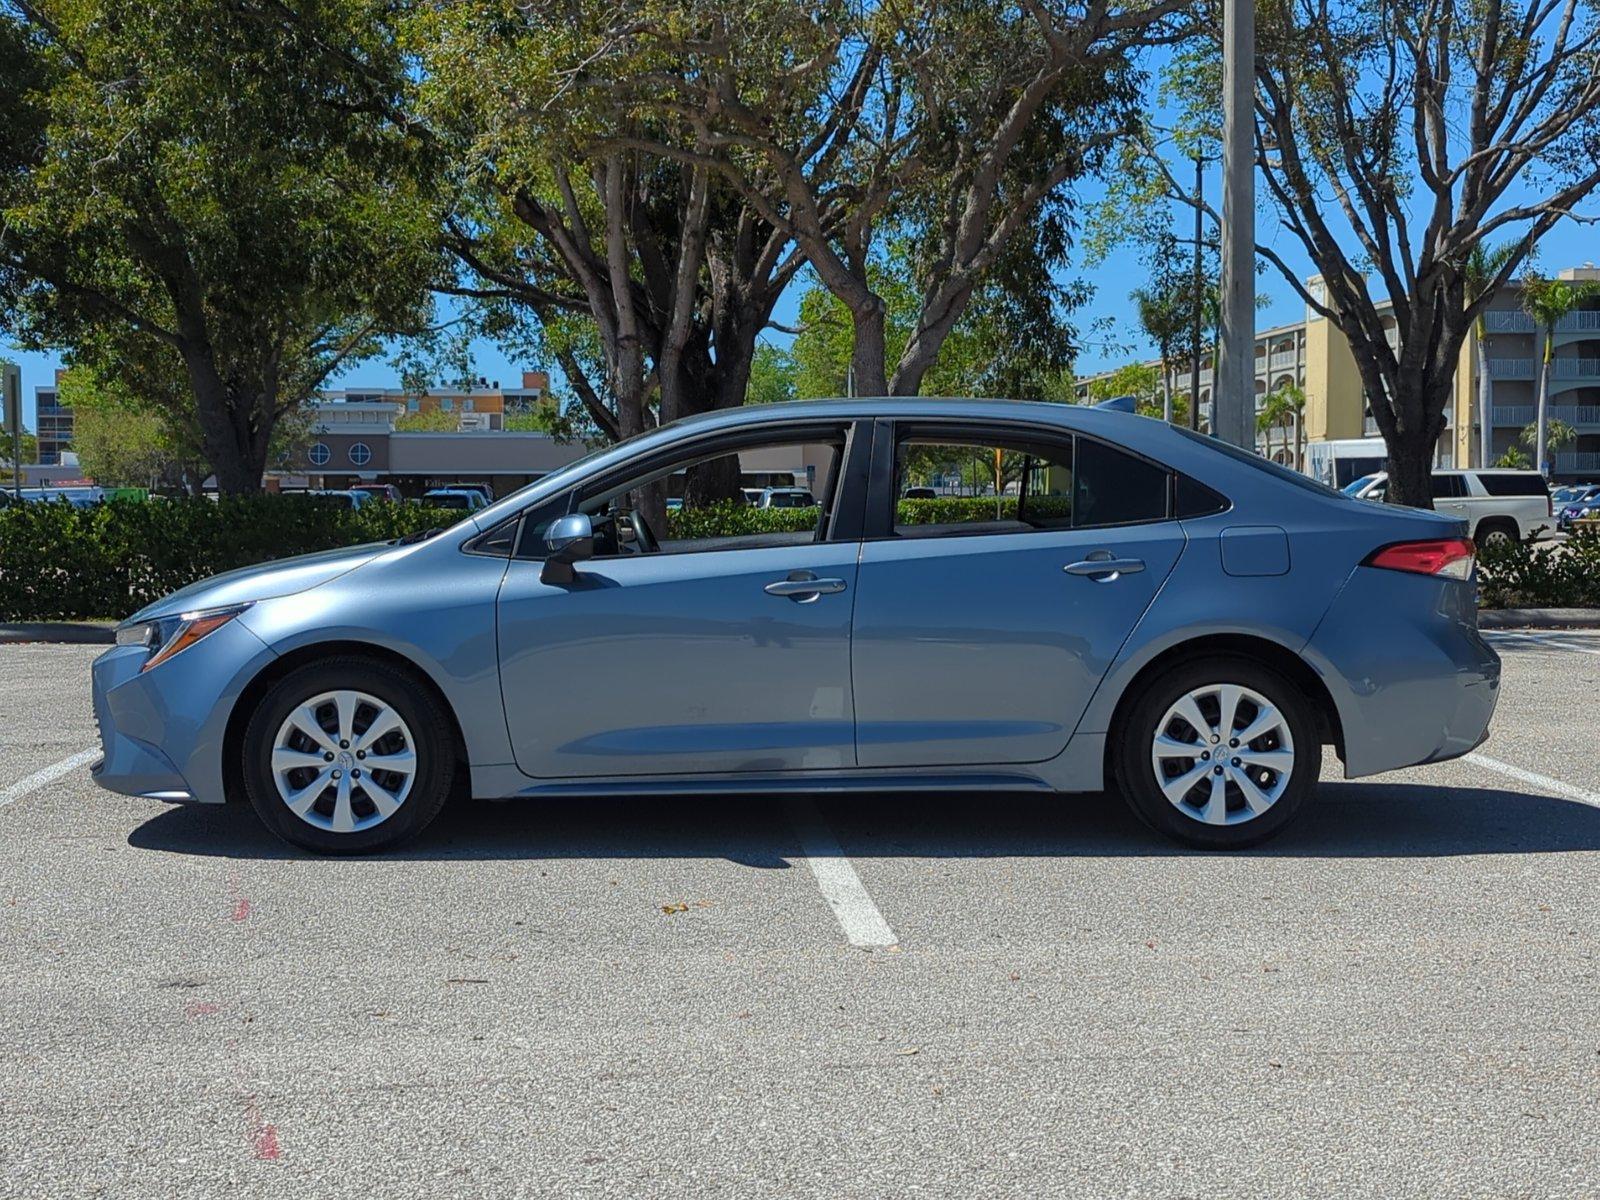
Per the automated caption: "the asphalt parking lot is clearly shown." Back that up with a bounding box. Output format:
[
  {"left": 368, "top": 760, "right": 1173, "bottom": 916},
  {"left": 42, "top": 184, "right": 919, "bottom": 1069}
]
[{"left": 2, "top": 633, "right": 1598, "bottom": 1198}]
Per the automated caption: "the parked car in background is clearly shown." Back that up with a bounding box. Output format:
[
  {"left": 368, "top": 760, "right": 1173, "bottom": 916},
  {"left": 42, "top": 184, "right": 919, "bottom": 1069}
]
[
  {"left": 1345, "top": 469, "right": 1550, "bottom": 547},
  {"left": 757, "top": 486, "right": 817, "bottom": 509},
  {"left": 1556, "top": 484, "right": 1600, "bottom": 531},
  {"left": 304, "top": 489, "right": 368, "bottom": 509},
  {"left": 903, "top": 486, "right": 938, "bottom": 500},
  {"left": 421, "top": 487, "right": 488, "bottom": 512},
  {"left": 350, "top": 483, "right": 401, "bottom": 503},
  {"left": 741, "top": 488, "right": 764, "bottom": 505},
  {"left": 93, "top": 398, "right": 1498, "bottom": 856},
  {"left": 18, "top": 486, "right": 108, "bottom": 508}
]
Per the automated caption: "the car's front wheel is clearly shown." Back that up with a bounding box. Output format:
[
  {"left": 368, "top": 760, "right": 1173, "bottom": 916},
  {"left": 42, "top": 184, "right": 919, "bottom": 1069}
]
[
  {"left": 1115, "top": 657, "right": 1321, "bottom": 850},
  {"left": 241, "top": 657, "right": 455, "bottom": 854}
]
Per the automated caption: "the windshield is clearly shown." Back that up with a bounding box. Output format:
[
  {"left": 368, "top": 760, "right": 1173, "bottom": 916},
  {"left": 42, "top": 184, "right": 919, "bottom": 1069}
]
[{"left": 1342, "top": 474, "right": 1379, "bottom": 496}]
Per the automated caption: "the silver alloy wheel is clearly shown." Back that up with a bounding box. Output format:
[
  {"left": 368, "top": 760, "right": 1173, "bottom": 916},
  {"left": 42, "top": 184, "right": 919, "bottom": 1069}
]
[
  {"left": 1149, "top": 683, "right": 1295, "bottom": 826},
  {"left": 270, "top": 689, "right": 417, "bottom": 834}
]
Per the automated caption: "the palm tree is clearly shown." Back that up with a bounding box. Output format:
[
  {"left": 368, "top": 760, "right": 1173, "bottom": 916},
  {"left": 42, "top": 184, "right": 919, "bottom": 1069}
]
[
  {"left": 1463, "top": 242, "right": 1517, "bottom": 468},
  {"left": 1255, "top": 385, "right": 1299, "bottom": 465},
  {"left": 1520, "top": 274, "right": 1600, "bottom": 476},
  {"left": 1132, "top": 285, "right": 1188, "bottom": 425}
]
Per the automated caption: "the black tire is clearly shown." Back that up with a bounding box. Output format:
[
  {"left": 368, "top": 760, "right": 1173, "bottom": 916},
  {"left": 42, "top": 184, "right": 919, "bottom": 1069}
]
[
  {"left": 1474, "top": 517, "right": 1519, "bottom": 551},
  {"left": 1114, "top": 656, "right": 1322, "bottom": 850},
  {"left": 240, "top": 656, "right": 456, "bottom": 855}
]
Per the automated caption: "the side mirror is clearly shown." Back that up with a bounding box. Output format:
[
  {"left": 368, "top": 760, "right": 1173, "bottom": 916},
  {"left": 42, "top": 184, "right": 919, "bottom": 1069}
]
[{"left": 540, "top": 513, "right": 595, "bottom": 584}]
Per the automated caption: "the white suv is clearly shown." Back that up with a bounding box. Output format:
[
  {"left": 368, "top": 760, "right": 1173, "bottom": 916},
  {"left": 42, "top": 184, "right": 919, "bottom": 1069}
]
[{"left": 1347, "top": 469, "right": 1551, "bottom": 547}]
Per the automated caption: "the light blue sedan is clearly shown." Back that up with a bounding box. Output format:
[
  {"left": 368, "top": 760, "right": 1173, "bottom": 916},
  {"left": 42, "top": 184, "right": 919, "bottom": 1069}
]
[{"left": 91, "top": 399, "right": 1500, "bottom": 853}]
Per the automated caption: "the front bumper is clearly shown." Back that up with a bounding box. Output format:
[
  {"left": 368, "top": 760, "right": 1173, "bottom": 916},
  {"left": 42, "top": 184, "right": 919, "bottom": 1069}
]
[{"left": 90, "top": 618, "right": 276, "bottom": 804}]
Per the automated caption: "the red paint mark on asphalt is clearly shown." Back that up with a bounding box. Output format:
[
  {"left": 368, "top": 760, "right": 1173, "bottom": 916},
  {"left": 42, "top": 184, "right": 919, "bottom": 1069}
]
[
  {"left": 226, "top": 872, "right": 252, "bottom": 923},
  {"left": 185, "top": 1001, "right": 221, "bottom": 1018},
  {"left": 243, "top": 1098, "right": 282, "bottom": 1161},
  {"left": 253, "top": 1123, "right": 282, "bottom": 1160}
]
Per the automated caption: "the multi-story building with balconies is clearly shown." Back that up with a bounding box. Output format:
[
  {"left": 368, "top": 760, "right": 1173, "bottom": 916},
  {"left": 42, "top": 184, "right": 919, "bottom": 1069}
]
[
  {"left": 1471, "top": 268, "right": 1600, "bottom": 477},
  {"left": 33, "top": 371, "right": 74, "bottom": 465},
  {"left": 1076, "top": 265, "right": 1600, "bottom": 480}
]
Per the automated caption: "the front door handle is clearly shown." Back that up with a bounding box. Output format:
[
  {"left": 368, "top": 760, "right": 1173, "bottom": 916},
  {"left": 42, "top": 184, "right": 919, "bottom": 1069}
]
[
  {"left": 1064, "top": 552, "right": 1146, "bottom": 580},
  {"left": 764, "top": 572, "right": 847, "bottom": 601}
]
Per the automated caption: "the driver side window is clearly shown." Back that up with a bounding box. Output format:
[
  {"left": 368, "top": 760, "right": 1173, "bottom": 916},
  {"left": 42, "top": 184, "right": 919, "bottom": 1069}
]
[{"left": 570, "top": 429, "right": 851, "bottom": 559}]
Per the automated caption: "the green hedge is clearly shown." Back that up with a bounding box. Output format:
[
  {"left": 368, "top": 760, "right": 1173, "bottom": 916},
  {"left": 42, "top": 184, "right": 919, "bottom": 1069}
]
[
  {"left": 1477, "top": 524, "right": 1600, "bottom": 609},
  {"left": 664, "top": 501, "right": 817, "bottom": 539},
  {"left": 0, "top": 497, "right": 452, "bottom": 621}
]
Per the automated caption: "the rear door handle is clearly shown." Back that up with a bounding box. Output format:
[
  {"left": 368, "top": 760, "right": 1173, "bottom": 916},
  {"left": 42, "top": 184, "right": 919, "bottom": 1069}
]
[
  {"left": 1064, "top": 554, "right": 1146, "bottom": 580},
  {"left": 764, "top": 573, "right": 847, "bottom": 601}
]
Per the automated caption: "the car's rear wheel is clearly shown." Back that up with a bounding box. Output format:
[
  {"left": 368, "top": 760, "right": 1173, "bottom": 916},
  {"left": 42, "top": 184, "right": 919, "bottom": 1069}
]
[
  {"left": 241, "top": 657, "right": 455, "bottom": 854},
  {"left": 1115, "top": 657, "right": 1321, "bottom": 850},
  {"left": 1475, "top": 517, "right": 1519, "bottom": 551}
]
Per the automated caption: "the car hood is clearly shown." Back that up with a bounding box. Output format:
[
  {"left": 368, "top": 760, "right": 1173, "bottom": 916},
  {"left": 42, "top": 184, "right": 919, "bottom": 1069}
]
[{"left": 123, "top": 542, "right": 392, "bottom": 625}]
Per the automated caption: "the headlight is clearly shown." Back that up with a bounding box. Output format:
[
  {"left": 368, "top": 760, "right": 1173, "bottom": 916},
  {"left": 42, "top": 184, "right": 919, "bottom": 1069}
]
[{"left": 116, "top": 603, "right": 252, "bottom": 672}]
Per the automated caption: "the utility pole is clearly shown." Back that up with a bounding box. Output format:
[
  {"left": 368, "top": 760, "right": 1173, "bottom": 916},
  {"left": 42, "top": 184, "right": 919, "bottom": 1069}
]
[
  {"left": 1214, "top": 0, "right": 1256, "bottom": 449},
  {"left": 1189, "top": 155, "right": 1204, "bottom": 433},
  {"left": 2, "top": 363, "right": 21, "bottom": 500}
]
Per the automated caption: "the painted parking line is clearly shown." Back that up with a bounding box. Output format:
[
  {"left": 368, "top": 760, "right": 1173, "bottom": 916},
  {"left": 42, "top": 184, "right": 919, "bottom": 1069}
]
[
  {"left": 1485, "top": 631, "right": 1600, "bottom": 656},
  {"left": 1465, "top": 752, "right": 1600, "bottom": 810},
  {"left": 785, "top": 797, "right": 898, "bottom": 949},
  {"left": 0, "top": 746, "right": 101, "bottom": 811}
]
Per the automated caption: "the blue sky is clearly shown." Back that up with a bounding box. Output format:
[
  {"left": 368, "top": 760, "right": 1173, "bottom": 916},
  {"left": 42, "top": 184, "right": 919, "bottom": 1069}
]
[{"left": 6, "top": 177, "right": 1596, "bottom": 429}]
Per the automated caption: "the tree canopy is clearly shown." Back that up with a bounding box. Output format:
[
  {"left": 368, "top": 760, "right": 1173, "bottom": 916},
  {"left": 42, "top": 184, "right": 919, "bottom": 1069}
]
[{"left": 0, "top": 0, "right": 447, "bottom": 493}]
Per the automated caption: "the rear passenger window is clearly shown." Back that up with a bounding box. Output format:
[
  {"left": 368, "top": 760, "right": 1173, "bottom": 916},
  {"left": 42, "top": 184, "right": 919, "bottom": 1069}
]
[
  {"left": 892, "top": 436, "right": 1075, "bottom": 536},
  {"left": 1074, "top": 438, "right": 1170, "bottom": 527},
  {"left": 1476, "top": 472, "right": 1548, "bottom": 497},
  {"left": 886, "top": 428, "right": 1174, "bottom": 536}
]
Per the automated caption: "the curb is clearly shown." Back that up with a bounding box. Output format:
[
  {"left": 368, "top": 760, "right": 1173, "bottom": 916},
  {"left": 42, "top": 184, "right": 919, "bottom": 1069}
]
[
  {"left": 0, "top": 622, "right": 116, "bottom": 645},
  {"left": 1479, "top": 608, "right": 1600, "bottom": 630}
]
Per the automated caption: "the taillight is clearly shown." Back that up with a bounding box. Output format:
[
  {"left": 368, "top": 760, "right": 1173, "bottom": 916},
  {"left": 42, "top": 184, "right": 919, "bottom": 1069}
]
[{"left": 1363, "top": 538, "right": 1476, "bottom": 580}]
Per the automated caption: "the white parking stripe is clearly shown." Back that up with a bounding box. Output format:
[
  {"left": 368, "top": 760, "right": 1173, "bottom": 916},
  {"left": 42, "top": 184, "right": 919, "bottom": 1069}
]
[
  {"left": 1485, "top": 631, "right": 1600, "bottom": 656},
  {"left": 0, "top": 747, "right": 101, "bottom": 810},
  {"left": 785, "top": 797, "right": 898, "bottom": 948},
  {"left": 1465, "top": 752, "right": 1600, "bottom": 810}
]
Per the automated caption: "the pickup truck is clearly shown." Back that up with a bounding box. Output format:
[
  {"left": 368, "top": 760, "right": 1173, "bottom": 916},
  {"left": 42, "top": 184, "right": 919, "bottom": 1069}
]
[{"left": 1345, "top": 469, "right": 1551, "bottom": 548}]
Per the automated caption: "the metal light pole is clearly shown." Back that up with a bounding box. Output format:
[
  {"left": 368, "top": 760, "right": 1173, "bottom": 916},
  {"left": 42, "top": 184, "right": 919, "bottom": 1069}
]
[
  {"left": 1214, "top": 0, "right": 1256, "bottom": 450},
  {"left": 1189, "top": 155, "right": 1204, "bottom": 433}
]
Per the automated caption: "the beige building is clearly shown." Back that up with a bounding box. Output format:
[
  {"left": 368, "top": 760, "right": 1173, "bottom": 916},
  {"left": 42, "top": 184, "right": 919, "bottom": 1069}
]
[{"left": 1077, "top": 265, "right": 1600, "bottom": 480}]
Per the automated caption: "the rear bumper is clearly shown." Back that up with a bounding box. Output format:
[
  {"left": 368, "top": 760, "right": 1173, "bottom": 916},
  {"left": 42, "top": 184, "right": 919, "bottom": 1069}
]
[
  {"left": 89, "top": 620, "right": 276, "bottom": 805},
  {"left": 1305, "top": 568, "right": 1500, "bottom": 779}
]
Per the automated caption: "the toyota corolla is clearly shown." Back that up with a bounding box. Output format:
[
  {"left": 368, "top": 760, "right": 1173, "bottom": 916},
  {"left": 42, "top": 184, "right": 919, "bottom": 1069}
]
[{"left": 91, "top": 399, "right": 1500, "bottom": 853}]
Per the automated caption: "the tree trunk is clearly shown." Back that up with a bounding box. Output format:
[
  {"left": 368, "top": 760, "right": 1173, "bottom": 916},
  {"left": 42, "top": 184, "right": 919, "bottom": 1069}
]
[
  {"left": 180, "top": 349, "right": 268, "bottom": 495},
  {"left": 1385, "top": 429, "right": 1435, "bottom": 510},
  {"left": 1160, "top": 358, "right": 1173, "bottom": 424},
  {"left": 850, "top": 297, "right": 890, "bottom": 397}
]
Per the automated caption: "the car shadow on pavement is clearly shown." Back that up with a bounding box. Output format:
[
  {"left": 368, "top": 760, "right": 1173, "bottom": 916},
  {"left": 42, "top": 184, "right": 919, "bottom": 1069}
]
[{"left": 125, "top": 779, "right": 1600, "bottom": 862}]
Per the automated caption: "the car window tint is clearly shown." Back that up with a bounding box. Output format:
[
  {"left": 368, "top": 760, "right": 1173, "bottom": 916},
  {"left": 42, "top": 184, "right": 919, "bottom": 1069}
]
[
  {"left": 1175, "top": 473, "right": 1229, "bottom": 517},
  {"left": 1074, "top": 438, "right": 1169, "bottom": 527},
  {"left": 1430, "top": 474, "right": 1465, "bottom": 499},
  {"left": 891, "top": 436, "right": 1074, "bottom": 537},
  {"left": 1476, "top": 472, "right": 1548, "bottom": 497}
]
